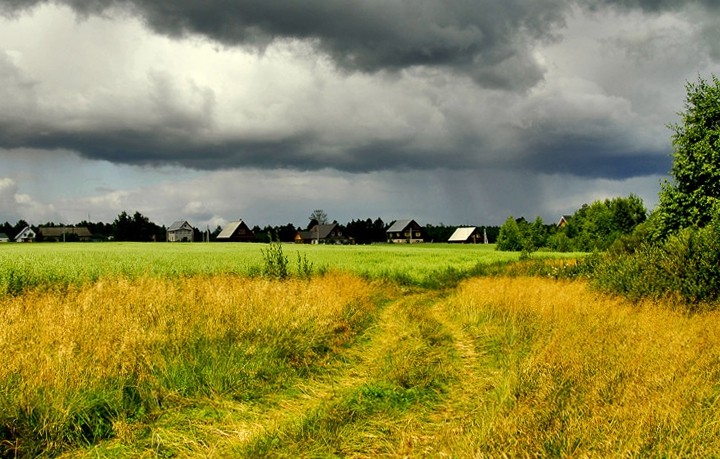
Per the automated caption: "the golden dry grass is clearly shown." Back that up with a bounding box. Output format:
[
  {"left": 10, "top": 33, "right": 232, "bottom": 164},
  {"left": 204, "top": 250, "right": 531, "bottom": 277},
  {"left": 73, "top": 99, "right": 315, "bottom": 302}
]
[
  {"left": 435, "top": 276, "right": 720, "bottom": 457},
  {"left": 5, "top": 272, "right": 720, "bottom": 457},
  {"left": 1, "top": 274, "right": 374, "bottom": 388},
  {"left": 0, "top": 273, "right": 379, "bottom": 457}
]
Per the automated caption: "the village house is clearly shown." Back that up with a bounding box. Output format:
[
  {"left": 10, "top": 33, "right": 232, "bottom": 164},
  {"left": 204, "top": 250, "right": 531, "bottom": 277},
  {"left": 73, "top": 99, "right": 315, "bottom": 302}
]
[
  {"left": 448, "top": 227, "right": 487, "bottom": 244},
  {"left": 0, "top": 233, "right": 9, "bottom": 242},
  {"left": 216, "top": 220, "right": 255, "bottom": 242},
  {"left": 166, "top": 220, "right": 194, "bottom": 242},
  {"left": 14, "top": 226, "right": 36, "bottom": 243},
  {"left": 386, "top": 219, "right": 425, "bottom": 243},
  {"left": 557, "top": 215, "right": 573, "bottom": 228},
  {"left": 38, "top": 226, "right": 93, "bottom": 242},
  {"left": 295, "top": 223, "right": 348, "bottom": 244}
]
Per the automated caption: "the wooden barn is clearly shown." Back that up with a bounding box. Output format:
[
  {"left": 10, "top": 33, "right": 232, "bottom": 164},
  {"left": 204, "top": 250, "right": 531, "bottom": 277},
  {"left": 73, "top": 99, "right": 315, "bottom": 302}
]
[
  {"left": 448, "top": 227, "right": 486, "bottom": 244},
  {"left": 216, "top": 220, "right": 255, "bottom": 242},
  {"left": 38, "top": 226, "right": 93, "bottom": 242},
  {"left": 295, "top": 223, "right": 348, "bottom": 244},
  {"left": 386, "top": 219, "right": 425, "bottom": 243}
]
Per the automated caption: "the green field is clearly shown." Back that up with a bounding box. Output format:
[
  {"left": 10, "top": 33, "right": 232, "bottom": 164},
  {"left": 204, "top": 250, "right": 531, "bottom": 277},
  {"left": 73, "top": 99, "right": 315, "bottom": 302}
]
[
  {"left": 0, "top": 242, "right": 583, "bottom": 294},
  {"left": 3, "top": 243, "right": 720, "bottom": 457}
]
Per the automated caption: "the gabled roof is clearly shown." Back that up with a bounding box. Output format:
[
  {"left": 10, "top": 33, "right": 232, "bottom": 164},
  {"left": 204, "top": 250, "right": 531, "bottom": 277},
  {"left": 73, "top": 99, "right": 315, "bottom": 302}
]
[
  {"left": 298, "top": 223, "right": 340, "bottom": 241},
  {"left": 448, "top": 227, "right": 477, "bottom": 242},
  {"left": 557, "top": 215, "right": 573, "bottom": 227},
  {"left": 14, "top": 226, "right": 35, "bottom": 241},
  {"left": 217, "top": 220, "right": 247, "bottom": 239},
  {"left": 168, "top": 220, "right": 192, "bottom": 231},
  {"left": 312, "top": 223, "right": 338, "bottom": 239},
  {"left": 386, "top": 219, "right": 417, "bottom": 233},
  {"left": 0, "top": 233, "right": 8, "bottom": 240}
]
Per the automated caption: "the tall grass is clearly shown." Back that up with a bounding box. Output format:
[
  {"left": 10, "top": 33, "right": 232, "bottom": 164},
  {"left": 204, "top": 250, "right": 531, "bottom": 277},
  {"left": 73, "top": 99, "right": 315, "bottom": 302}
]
[
  {"left": 439, "top": 277, "right": 720, "bottom": 456},
  {"left": 0, "top": 273, "right": 377, "bottom": 457},
  {"left": 5, "top": 268, "right": 720, "bottom": 456}
]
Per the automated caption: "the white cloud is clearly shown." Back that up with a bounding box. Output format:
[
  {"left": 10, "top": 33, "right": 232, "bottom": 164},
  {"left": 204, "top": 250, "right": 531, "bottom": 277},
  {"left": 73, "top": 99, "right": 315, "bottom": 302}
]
[{"left": 0, "top": 176, "right": 60, "bottom": 223}]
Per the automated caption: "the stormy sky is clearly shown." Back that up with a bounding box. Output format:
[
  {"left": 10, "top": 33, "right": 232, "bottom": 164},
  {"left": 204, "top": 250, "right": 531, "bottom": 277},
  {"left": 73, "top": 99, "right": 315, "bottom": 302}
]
[{"left": 1, "top": 0, "right": 719, "bottom": 229}]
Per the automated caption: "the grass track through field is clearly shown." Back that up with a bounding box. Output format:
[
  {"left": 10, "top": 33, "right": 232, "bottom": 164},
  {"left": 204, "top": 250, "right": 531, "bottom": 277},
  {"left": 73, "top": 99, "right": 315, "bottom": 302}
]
[
  {"left": 225, "top": 289, "right": 455, "bottom": 456},
  {"left": 61, "top": 285, "right": 516, "bottom": 457},
  {"left": 406, "top": 299, "right": 502, "bottom": 456},
  {"left": 69, "top": 288, "right": 458, "bottom": 457}
]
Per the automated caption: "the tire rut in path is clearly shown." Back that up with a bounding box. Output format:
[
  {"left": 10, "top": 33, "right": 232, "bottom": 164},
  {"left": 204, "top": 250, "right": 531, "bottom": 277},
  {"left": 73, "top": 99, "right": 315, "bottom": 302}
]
[
  {"left": 404, "top": 298, "right": 505, "bottom": 456},
  {"left": 207, "top": 291, "right": 436, "bottom": 451}
]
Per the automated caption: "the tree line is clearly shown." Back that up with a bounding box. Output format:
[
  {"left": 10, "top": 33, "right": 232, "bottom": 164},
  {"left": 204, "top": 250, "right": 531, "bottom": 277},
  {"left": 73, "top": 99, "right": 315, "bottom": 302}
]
[
  {"left": 0, "top": 212, "right": 501, "bottom": 244},
  {"left": 495, "top": 194, "right": 648, "bottom": 253}
]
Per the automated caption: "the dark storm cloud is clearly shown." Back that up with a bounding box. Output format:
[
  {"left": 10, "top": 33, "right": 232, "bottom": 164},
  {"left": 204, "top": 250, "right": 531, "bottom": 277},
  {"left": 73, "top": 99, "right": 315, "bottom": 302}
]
[
  {"left": 2, "top": 0, "right": 574, "bottom": 90},
  {"left": 527, "top": 142, "right": 671, "bottom": 178},
  {"left": 0, "top": 0, "right": 714, "bottom": 182},
  {"left": 3, "top": 0, "right": 712, "bottom": 81},
  {"left": 0, "top": 116, "right": 670, "bottom": 180},
  {"left": 581, "top": 0, "right": 719, "bottom": 11}
]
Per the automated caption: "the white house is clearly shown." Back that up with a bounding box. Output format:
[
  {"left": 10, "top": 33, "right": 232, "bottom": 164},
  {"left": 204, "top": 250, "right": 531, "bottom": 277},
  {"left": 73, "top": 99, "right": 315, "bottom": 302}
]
[{"left": 14, "top": 226, "right": 36, "bottom": 243}]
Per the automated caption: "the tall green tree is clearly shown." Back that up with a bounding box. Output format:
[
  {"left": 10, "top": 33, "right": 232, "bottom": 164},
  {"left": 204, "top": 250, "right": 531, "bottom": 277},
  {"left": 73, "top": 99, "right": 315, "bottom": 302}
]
[
  {"left": 496, "top": 216, "right": 524, "bottom": 251},
  {"left": 113, "top": 211, "right": 161, "bottom": 241},
  {"left": 655, "top": 74, "right": 720, "bottom": 237}
]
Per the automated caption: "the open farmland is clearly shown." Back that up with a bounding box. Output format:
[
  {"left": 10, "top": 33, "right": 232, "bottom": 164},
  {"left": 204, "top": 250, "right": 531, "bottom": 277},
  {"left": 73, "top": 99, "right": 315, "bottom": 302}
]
[
  {"left": 0, "top": 242, "right": 560, "bottom": 295},
  {"left": 2, "top": 243, "right": 720, "bottom": 457}
]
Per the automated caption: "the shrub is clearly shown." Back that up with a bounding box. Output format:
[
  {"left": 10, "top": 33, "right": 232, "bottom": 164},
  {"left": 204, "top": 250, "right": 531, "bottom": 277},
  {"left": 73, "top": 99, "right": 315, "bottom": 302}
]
[
  {"left": 296, "top": 251, "right": 314, "bottom": 279},
  {"left": 592, "top": 221, "right": 720, "bottom": 309},
  {"left": 261, "top": 242, "right": 289, "bottom": 279}
]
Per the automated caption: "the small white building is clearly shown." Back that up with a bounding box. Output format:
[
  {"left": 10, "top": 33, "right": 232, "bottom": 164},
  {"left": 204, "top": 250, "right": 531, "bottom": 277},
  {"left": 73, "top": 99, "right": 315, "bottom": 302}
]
[
  {"left": 0, "top": 233, "right": 9, "bottom": 242},
  {"left": 167, "top": 220, "right": 194, "bottom": 242},
  {"left": 14, "top": 226, "right": 36, "bottom": 243}
]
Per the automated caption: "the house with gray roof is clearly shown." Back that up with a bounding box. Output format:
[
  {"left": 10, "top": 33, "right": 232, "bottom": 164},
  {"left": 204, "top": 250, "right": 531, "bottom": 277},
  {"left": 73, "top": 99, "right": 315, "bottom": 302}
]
[
  {"left": 167, "top": 220, "right": 194, "bottom": 242},
  {"left": 295, "top": 223, "right": 348, "bottom": 244},
  {"left": 386, "top": 219, "right": 425, "bottom": 243}
]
